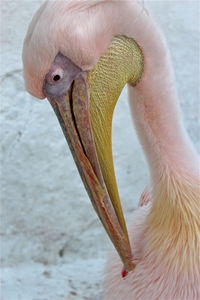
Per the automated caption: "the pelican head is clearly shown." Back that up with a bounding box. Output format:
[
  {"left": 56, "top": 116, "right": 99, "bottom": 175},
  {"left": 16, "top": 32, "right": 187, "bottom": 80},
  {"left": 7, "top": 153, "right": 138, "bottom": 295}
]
[{"left": 23, "top": 0, "right": 144, "bottom": 273}]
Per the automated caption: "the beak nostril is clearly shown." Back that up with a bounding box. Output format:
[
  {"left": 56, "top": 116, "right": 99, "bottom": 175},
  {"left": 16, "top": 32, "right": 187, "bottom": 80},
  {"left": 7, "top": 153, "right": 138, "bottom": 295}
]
[{"left": 53, "top": 74, "right": 61, "bottom": 81}]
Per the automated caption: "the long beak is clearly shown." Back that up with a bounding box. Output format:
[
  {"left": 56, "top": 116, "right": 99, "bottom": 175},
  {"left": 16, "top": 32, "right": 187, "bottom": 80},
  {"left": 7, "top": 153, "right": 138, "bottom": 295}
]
[{"left": 43, "top": 36, "right": 143, "bottom": 273}]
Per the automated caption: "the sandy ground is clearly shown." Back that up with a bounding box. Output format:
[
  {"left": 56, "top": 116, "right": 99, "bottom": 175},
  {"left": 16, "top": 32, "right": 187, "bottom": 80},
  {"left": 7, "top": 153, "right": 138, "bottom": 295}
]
[
  {"left": 1, "top": 1, "right": 199, "bottom": 300},
  {"left": 1, "top": 259, "right": 104, "bottom": 300}
]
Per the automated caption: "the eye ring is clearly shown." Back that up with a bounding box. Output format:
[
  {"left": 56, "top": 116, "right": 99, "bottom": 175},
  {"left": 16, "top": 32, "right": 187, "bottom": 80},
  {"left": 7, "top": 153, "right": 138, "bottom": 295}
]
[{"left": 51, "top": 68, "right": 64, "bottom": 83}]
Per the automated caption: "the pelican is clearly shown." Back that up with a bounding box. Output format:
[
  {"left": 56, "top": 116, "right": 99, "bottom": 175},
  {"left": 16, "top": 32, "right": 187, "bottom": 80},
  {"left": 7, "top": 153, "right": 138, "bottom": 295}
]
[{"left": 22, "top": 0, "right": 200, "bottom": 299}]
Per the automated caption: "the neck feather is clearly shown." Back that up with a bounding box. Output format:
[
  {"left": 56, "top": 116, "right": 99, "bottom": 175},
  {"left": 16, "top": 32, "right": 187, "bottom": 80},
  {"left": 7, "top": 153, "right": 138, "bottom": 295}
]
[
  {"left": 125, "top": 8, "right": 199, "bottom": 182},
  {"left": 123, "top": 0, "right": 200, "bottom": 277}
]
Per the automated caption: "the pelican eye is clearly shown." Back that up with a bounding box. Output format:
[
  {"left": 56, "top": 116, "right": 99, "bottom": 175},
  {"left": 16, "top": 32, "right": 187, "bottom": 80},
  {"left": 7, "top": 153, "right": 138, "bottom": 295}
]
[
  {"left": 50, "top": 68, "right": 64, "bottom": 84},
  {"left": 53, "top": 74, "right": 61, "bottom": 81}
]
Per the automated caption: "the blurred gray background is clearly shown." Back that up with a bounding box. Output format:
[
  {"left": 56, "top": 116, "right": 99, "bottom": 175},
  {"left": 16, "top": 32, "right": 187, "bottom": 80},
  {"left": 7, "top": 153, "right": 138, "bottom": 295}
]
[{"left": 0, "top": 1, "right": 199, "bottom": 299}]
